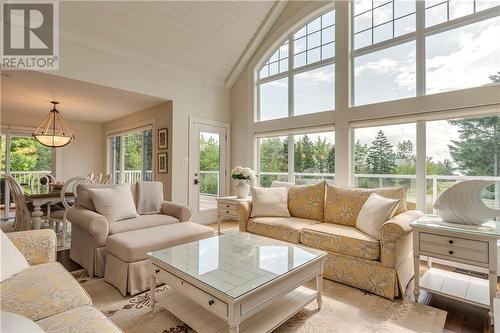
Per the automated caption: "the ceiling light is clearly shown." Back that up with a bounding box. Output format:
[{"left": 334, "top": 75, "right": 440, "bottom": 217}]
[{"left": 32, "top": 101, "right": 75, "bottom": 148}]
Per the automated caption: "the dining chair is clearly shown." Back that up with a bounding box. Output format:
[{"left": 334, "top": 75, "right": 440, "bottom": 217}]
[
  {"left": 30, "top": 173, "right": 55, "bottom": 194},
  {"left": 5, "top": 175, "right": 34, "bottom": 231},
  {"left": 49, "top": 176, "right": 93, "bottom": 247}
]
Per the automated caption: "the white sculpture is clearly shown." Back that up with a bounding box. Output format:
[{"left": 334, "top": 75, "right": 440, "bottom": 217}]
[{"left": 433, "top": 180, "right": 500, "bottom": 225}]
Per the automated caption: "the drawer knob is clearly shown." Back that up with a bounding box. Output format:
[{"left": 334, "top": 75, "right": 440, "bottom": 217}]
[
  {"left": 226, "top": 205, "right": 230, "bottom": 208},
  {"left": 449, "top": 250, "right": 454, "bottom": 255},
  {"left": 155, "top": 269, "right": 160, "bottom": 274},
  {"left": 208, "top": 299, "right": 214, "bottom": 306},
  {"left": 226, "top": 211, "right": 229, "bottom": 213},
  {"left": 449, "top": 240, "right": 454, "bottom": 244}
]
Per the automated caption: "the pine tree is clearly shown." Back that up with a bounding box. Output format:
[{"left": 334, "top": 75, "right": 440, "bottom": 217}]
[
  {"left": 327, "top": 145, "right": 335, "bottom": 173},
  {"left": 448, "top": 116, "right": 499, "bottom": 176},
  {"left": 300, "top": 135, "right": 315, "bottom": 172},
  {"left": 366, "top": 130, "right": 396, "bottom": 174},
  {"left": 354, "top": 141, "right": 369, "bottom": 173},
  {"left": 396, "top": 140, "right": 414, "bottom": 160},
  {"left": 313, "top": 137, "right": 329, "bottom": 173}
]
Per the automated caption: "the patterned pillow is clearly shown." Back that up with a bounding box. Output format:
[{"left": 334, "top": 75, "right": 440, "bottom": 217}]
[
  {"left": 288, "top": 181, "right": 326, "bottom": 221},
  {"left": 325, "top": 185, "right": 407, "bottom": 226}
]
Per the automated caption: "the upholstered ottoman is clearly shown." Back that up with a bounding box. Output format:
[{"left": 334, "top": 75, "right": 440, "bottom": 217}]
[{"left": 104, "top": 222, "right": 215, "bottom": 296}]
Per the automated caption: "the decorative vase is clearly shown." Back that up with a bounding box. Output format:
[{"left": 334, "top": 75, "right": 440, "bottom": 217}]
[{"left": 235, "top": 180, "right": 250, "bottom": 199}]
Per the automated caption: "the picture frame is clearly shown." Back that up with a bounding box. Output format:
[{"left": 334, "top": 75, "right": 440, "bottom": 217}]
[
  {"left": 158, "top": 128, "right": 168, "bottom": 149},
  {"left": 158, "top": 152, "right": 168, "bottom": 173}
]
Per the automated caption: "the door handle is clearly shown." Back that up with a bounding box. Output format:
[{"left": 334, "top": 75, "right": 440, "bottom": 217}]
[{"left": 194, "top": 179, "right": 199, "bottom": 185}]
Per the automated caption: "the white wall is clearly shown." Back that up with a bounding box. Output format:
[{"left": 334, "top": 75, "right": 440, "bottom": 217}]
[
  {"left": 0, "top": 110, "right": 105, "bottom": 181},
  {"left": 48, "top": 39, "right": 231, "bottom": 204},
  {"left": 104, "top": 102, "right": 173, "bottom": 200}
]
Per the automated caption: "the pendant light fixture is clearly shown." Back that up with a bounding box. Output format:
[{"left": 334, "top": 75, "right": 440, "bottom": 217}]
[{"left": 32, "top": 101, "right": 75, "bottom": 148}]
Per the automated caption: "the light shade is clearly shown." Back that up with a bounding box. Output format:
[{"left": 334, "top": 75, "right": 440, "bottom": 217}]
[{"left": 32, "top": 101, "right": 75, "bottom": 148}]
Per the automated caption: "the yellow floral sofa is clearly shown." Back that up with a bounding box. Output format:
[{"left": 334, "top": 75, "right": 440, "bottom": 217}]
[
  {"left": 237, "top": 182, "right": 424, "bottom": 300},
  {"left": 0, "top": 229, "right": 122, "bottom": 332}
]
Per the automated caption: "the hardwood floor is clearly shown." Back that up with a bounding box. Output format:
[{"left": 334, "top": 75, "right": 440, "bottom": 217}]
[{"left": 57, "top": 219, "right": 496, "bottom": 332}]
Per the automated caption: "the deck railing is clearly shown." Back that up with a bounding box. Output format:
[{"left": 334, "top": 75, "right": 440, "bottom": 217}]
[{"left": 0, "top": 170, "right": 52, "bottom": 186}]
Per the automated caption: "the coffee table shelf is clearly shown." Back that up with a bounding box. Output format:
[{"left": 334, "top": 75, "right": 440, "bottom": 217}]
[{"left": 158, "top": 286, "right": 317, "bottom": 333}]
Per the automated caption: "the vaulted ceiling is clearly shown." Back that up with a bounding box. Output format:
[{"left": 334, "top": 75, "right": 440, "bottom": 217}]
[{"left": 59, "top": 1, "right": 277, "bottom": 85}]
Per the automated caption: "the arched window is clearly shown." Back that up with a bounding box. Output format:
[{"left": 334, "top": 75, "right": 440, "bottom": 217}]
[{"left": 257, "top": 9, "right": 335, "bottom": 122}]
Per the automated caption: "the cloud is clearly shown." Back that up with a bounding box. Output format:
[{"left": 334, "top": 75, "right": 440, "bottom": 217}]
[{"left": 426, "top": 17, "right": 500, "bottom": 93}]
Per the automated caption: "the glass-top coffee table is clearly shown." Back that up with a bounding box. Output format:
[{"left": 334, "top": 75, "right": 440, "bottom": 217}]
[{"left": 148, "top": 231, "right": 326, "bottom": 333}]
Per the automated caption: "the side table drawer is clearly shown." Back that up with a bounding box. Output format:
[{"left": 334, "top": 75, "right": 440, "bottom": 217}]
[
  {"left": 420, "top": 242, "right": 489, "bottom": 264},
  {"left": 153, "top": 265, "right": 228, "bottom": 318},
  {"left": 219, "top": 208, "right": 238, "bottom": 217},
  {"left": 420, "top": 233, "right": 488, "bottom": 252}
]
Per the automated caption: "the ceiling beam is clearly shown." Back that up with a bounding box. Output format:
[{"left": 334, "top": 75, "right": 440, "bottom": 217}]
[{"left": 224, "top": 1, "right": 288, "bottom": 88}]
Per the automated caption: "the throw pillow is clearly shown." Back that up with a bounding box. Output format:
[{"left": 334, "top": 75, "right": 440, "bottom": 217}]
[
  {"left": 76, "top": 183, "right": 122, "bottom": 211},
  {"left": 287, "top": 181, "right": 326, "bottom": 221},
  {"left": 0, "top": 311, "right": 45, "bottom": 333},
  {"left": 87, "top": 184, "right": 139, "bottom": 222},
  {"left": 136, "top": 181, "right": 163, "bottom": 214},
  {"left": 324, "top": 184, "right": 407, "bottom": 226},
  {"left": 1, "top": 231, "right": 29, "bottom": 282},
  {"left": 356, "top": 193, "right": 400, "bottom": 240},
  {"left": 250, "top": 187, "right": 290, "bottom": 218}
]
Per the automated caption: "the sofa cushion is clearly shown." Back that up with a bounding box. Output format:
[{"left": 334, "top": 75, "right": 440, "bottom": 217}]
[
  {"left": 288, "top": 181, "right": 325, "bottom": 221},
  {"left": 37, "top": 305, "right": 122, "bottom": 333},
  {"left": 106, "top": 223, "right": 215, "bottom": 262},
  {"left": 250, "top": 187, "right": 290, "bottom": 218},
  {"left": 88, "top": 185, "right": 139, "bottom": 222},
  {"left": 1, "top": 230, "right": 29, "bottom": 282},
  {"left": 247, "top": 217, "right": 320, "bottom": 244},
  {"left": 76, "top": 183, "right": 122, "bottom": 211},
  {"left": 324, "top": 185, "right": 407, "bottom": 226},
  {"left": 301, "top": 223, "right": 380, "bottom": 260},
  {"left": 136, "top": 181, "right": 163, "bottom": 215},
  {"left": 109, "top": 214, "right": 179, "bottom": 234},
  {"left": 0, "top": 262, "right": 91, "bottom": 321},
  {"left": 356, "top": 193, "right": 400, "bottom": 240}
]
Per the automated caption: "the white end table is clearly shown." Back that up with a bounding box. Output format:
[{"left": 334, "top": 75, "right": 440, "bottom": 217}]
[
  {"left": 215, "top": 196, "right": 251, "bottom": 235},
  {"left": 412, "top": 215, "right": 500, "bottom": 324}
]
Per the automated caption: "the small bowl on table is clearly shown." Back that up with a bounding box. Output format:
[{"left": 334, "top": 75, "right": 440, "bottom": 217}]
[{"left": 49, "top": 183, "right": 64, "bottom": 192}]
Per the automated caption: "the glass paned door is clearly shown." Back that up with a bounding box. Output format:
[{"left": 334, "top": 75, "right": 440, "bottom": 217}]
[{"left": 190, "top": 122, "right": 227, "bottom": 223}]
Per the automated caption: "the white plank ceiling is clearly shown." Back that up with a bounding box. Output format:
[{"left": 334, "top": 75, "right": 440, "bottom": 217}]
[{"left": 59, "top": 1, "right": 276, "bottom": 85}]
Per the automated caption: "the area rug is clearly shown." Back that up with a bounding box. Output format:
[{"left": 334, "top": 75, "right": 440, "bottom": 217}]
[{"left": 73, "top": 270, "right": 446, "bottom": 333}]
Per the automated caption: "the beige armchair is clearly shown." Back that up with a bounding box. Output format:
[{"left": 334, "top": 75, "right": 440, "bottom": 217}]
[{"left": 67, "top": 182, "right": 191, "bottom": 277}]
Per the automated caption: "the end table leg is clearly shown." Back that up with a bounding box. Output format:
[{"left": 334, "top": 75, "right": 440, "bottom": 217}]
[
  {"left": 489, "top": 268, "right": 496, "bottom": 325},
  {"left": 150, "top": 274, "right": 156, "bottom": 311},
  {"left": 413, "top": 254, "right": 420, "bottom": 303},
  {"left": 229, "top": 326, "right": 239, "bottom": 333}
]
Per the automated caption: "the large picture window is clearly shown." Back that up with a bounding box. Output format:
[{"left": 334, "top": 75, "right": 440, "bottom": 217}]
[
  {"left": 257, "top": 9, "right": 335, "bottom": 122},
  {"left": 352, "top": 0, "right": 499, "bottom": 106},
  {"left": 258, "top": 130, "right": 335, "bottom": 187}
]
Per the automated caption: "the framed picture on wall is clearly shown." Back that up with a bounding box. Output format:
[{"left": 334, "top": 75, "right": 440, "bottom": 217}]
[
  {"left": 158, "top": 152, "right": 168, "bottom": 173},
  {"left": 158, "top": 128, "right": 168, "bottom": 149}
]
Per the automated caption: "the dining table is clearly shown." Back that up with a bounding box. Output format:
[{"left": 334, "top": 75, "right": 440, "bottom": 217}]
[{"left": 24, "top": 190, "right": 74, "bottom": 230}]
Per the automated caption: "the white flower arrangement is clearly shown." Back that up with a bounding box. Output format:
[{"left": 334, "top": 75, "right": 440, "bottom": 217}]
[{"left": 231, "top": 166, "right": 256, "bottom": 181}]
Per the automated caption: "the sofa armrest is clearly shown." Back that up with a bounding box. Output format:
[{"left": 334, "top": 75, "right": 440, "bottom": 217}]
[
  {"left": 67, "top": 207, "right": 109, "bottom": 247},
  {"left": 161, "top": 201, "right": 191, "bottom": 222},
  {"left": 7, "top": 229, "right": 57, "bottom": 265},
  {"left": 379, "top": 210, "right": 424, "bottom": 267},
  {"left": 236, "top": 201, "right": 252, "bottom": 232}
]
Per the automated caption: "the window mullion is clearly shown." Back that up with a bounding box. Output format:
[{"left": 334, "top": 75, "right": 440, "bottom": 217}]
[
  {"left": 288, "top": 134, "right": 294, "bottom": 183},
  {"left": 416, "top": 121, "right": 427, "bottom": 211},
  {"left": 416, "top": 0, "right": 426, "bottom": 96},
  {"left": 288, "top": 37, "right": 294, "bottom": 118}
]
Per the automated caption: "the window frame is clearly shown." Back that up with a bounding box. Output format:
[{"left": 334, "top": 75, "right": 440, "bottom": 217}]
[
  {"left": 256, "top": 125, "right": 335, "bottom": 186},
  {"left": 107, "top": 125, "right": 153, "bottom": 184},
  {"left": 351, "top": 0, "right": 500, "bottom": 106},
  {"left": 256, "top": 8, "right": 336, "bottom": 122}
]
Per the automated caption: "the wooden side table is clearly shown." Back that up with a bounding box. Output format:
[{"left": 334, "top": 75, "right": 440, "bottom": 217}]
[
  {"left": 215, "top": 196, "right": 252, "bottom": 235},
  {"left": 412, "top": 215, "right": 500, "bottom": 324}
]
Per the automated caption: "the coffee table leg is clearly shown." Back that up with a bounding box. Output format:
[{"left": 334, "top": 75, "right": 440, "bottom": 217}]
[
  {"left": 150, "top": 273, "right": 156, "bottom": 311},
  {"left": 316, "top": 273, "right": 323, "bottom": 310},
  {"left": 229, "top": 326, "right": 239, "bottom": 333}
]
